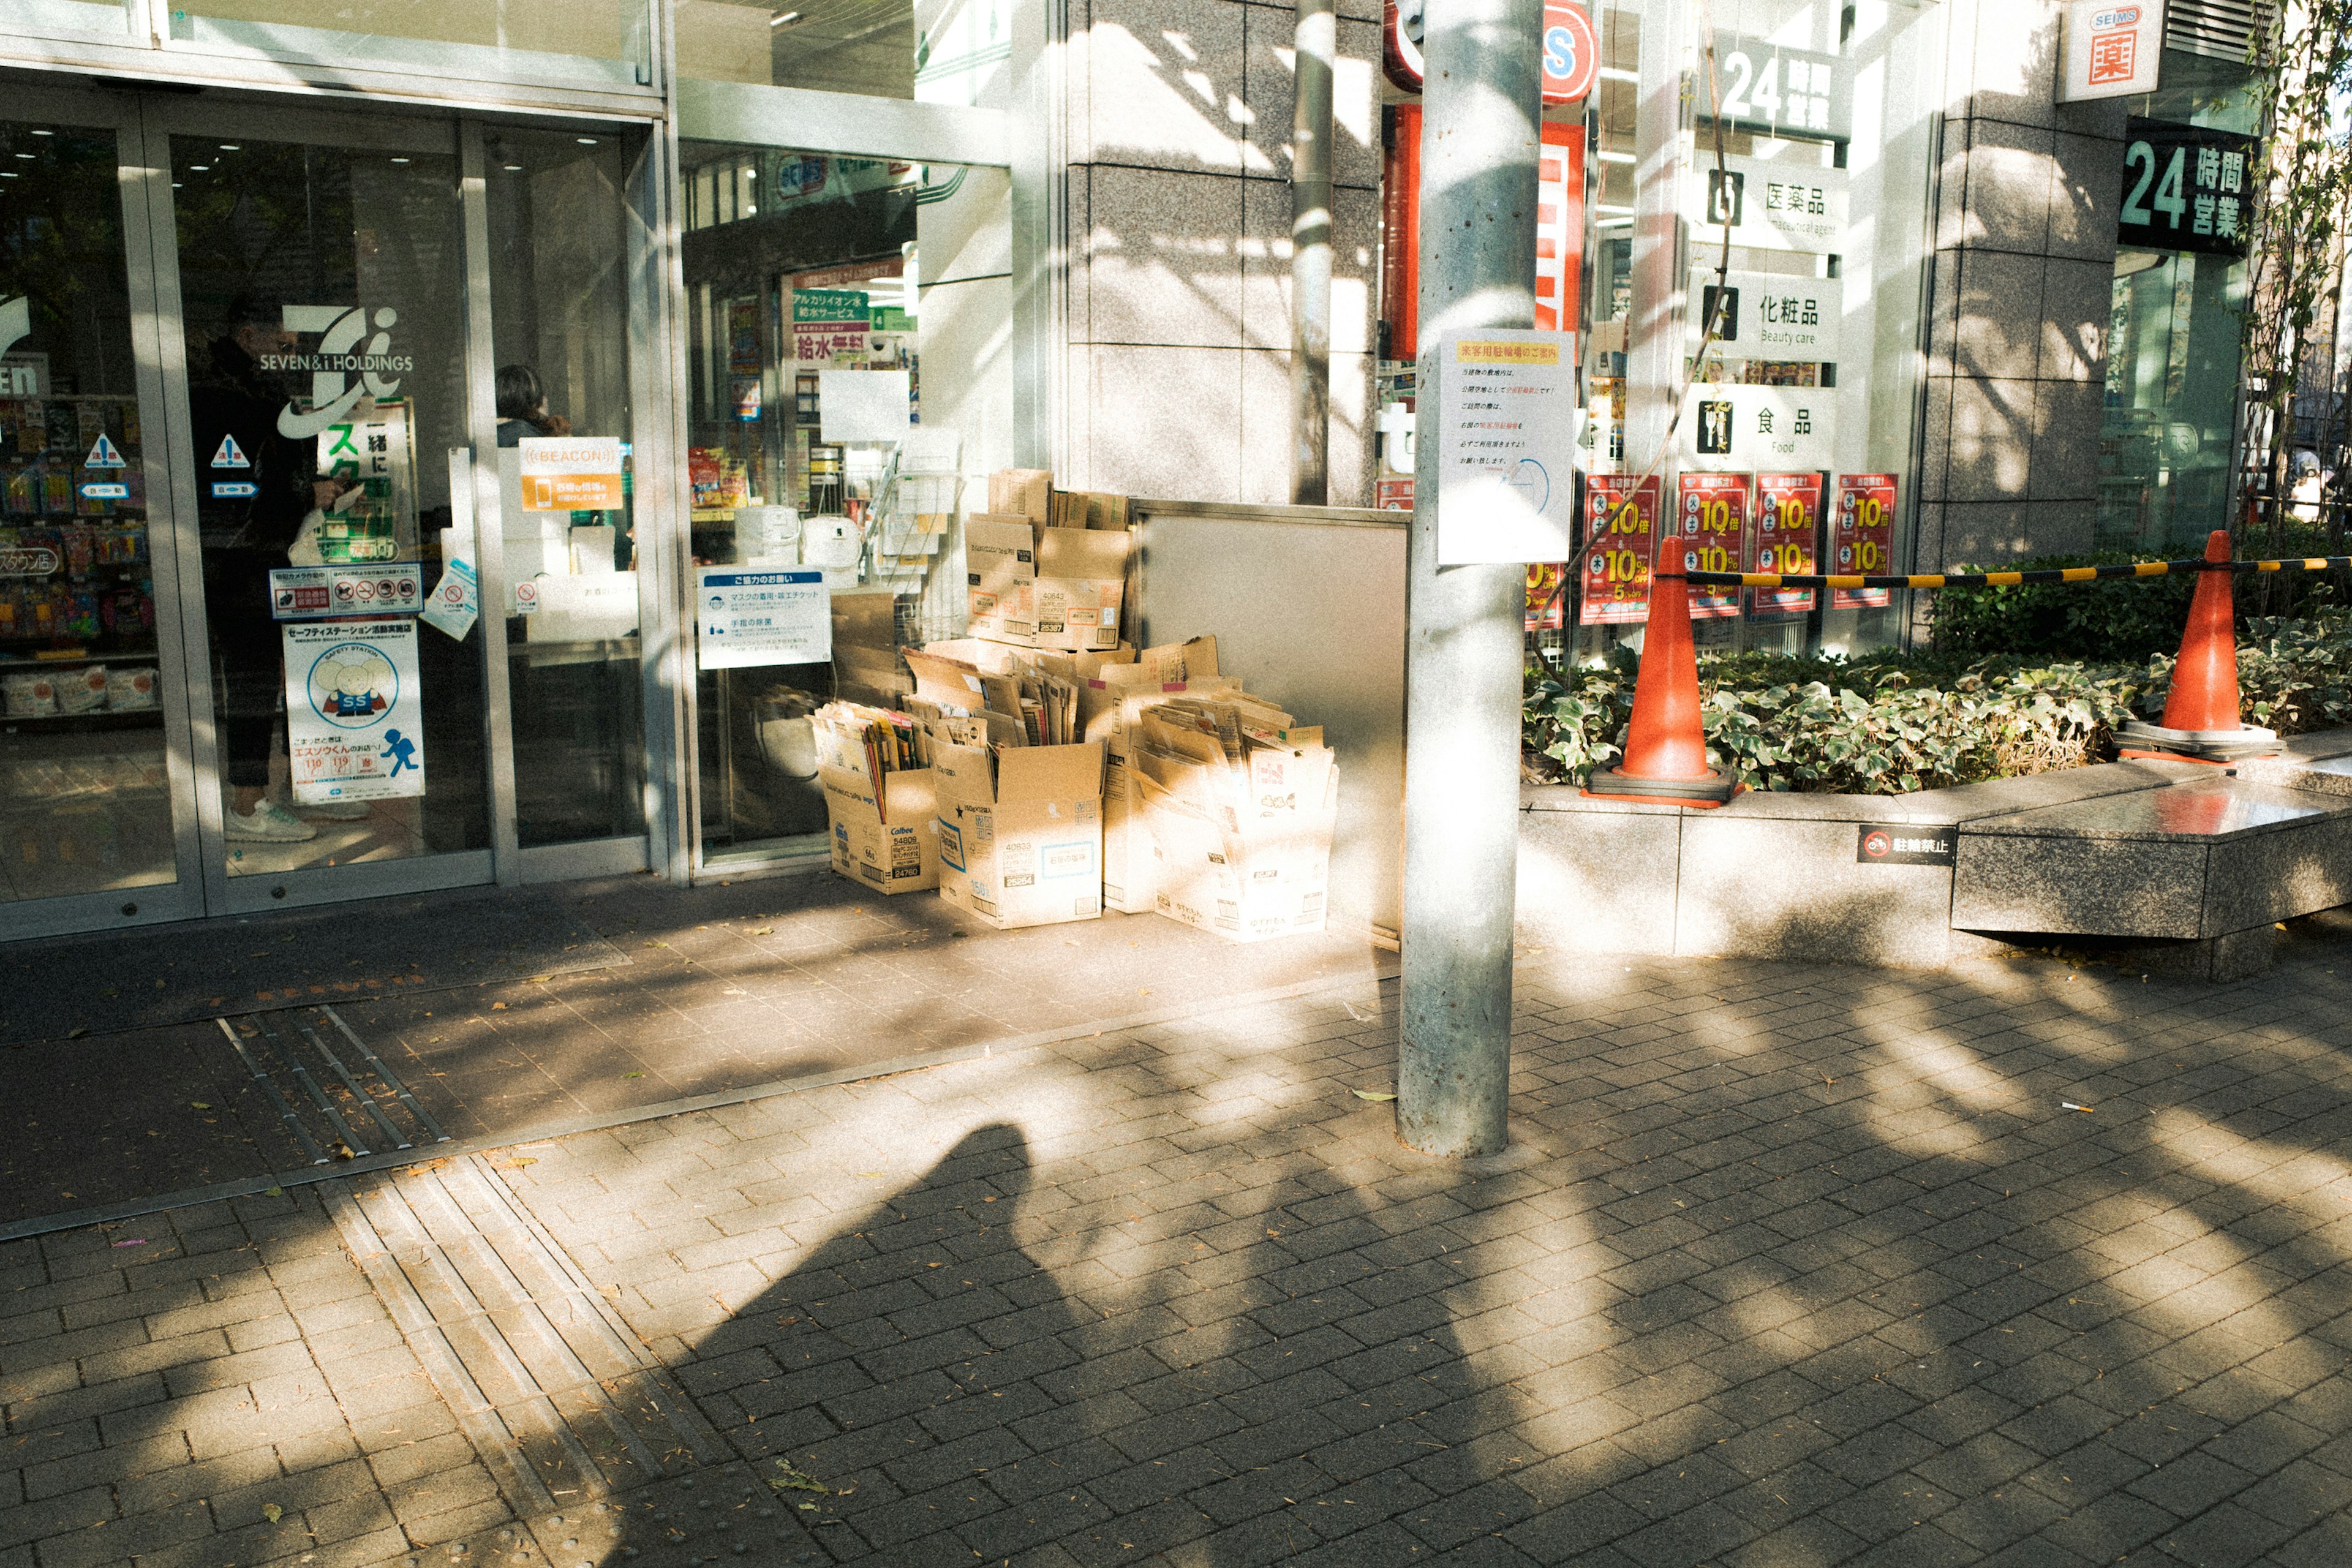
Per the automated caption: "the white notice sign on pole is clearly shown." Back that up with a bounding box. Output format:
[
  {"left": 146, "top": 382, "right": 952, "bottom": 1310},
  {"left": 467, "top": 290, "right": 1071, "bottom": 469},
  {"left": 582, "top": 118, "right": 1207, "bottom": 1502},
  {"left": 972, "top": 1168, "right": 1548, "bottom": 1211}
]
[{"left": 1433, "top": 330, "right": 1580, "bottom": 566}]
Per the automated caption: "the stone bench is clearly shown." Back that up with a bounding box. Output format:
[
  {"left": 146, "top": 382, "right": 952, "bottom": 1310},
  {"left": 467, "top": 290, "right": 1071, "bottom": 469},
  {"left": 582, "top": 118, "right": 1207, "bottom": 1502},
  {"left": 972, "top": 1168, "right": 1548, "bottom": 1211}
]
[{"left": 1519, "top": 728, "right": 2352, "bottom": 981}]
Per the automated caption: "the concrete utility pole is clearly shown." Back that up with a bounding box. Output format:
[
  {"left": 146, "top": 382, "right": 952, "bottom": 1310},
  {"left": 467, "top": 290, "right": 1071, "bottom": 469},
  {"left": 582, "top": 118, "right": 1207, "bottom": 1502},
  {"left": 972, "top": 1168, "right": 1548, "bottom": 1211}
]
[
  {"left": 1397, "top": 0, "right": 1542, "bottom": 1158},
  {"left": 1289, "top": 0, "right": 1335, "bottom": 505}
]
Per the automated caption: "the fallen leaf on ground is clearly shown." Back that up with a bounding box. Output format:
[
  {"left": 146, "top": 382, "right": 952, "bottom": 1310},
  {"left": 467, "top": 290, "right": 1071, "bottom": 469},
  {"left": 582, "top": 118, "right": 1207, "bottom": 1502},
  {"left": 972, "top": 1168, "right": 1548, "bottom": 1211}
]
[
  {"left": 66, "top": 1027, "right": 86, "bottom": 1039},
  {"left": 490, "top": 1003, "right": 508, "bottom": 1011},
  {"left": 769, "top": 1460, "right": 830, "bottom": 1494},
  {"left": 623, "top": 1071, "right": 644, "bottom": 1079},
  {"left": 1351, "top": 1089, "right": 1396, "bottom": 1102},
  {"left": 110, "top": 1238, "right": 146, "bottom": 1248},
  {"left": 497, "top": 1156, "right": 538, "bottom": 1169},
  {"left": 260, "top": 1504, "right": 282, "bottom": 1523},
  {"left": 753, "top": 927, "right": 774, "bottom": 935},
  {"left": 264, "top": 1186, "right": 284, "bottom": 1197},
  {"left": 190, "top": 1102, "right": 211, "bottom": 1110}
]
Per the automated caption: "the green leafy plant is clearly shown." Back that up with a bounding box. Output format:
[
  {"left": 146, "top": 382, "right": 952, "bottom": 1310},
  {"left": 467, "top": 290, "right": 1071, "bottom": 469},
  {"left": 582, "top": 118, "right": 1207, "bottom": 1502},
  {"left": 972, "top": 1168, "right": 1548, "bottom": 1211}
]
[
  {"left": 1525, "top": 607, "right": 2352, "bottom": 797},
  {"left": 1927, "top": 553, "right": 2198, "bottom": 662}
]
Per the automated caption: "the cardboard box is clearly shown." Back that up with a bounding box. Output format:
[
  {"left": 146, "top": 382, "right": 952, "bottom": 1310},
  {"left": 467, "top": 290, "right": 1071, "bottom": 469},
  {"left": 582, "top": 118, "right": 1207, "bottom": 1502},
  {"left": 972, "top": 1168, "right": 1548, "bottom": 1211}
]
[
  {"left": 965, "top": 515, "right": 1036, "bottom": 643},
  {"left": 933, "top": 741, "right": 1105, "bottom": 929},
  {"left": 989, "top": 469, "right": 1054, "bottom": 525},
  {"left": 1098, "top": 676, "right": 1238, "bottom": 913},
  {"left": 1031, "top": 527, "right": 1131, "bottom": 651},
  {"left": 1050, "top": 490, "right": 1130, "bottom": 531},
  {"left": 1138, "top": 742, "right": 1338, "bottom": 942},
  {"left": 813, "top": 707, "right": 939, "bottom": 895}
]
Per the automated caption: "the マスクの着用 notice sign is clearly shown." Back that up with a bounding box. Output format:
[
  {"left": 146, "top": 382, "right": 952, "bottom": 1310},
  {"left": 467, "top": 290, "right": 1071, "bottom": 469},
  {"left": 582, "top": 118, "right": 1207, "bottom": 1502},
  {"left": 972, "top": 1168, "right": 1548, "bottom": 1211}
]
[
  {"left": 282, "top": 618, "right": 424, "bottom": 804},
  {"left": 1434, "top": 330, "right": 1580, "bottom": 566},
  {"left": 695, "top": 567, "right": 832, "bottom": 669}
]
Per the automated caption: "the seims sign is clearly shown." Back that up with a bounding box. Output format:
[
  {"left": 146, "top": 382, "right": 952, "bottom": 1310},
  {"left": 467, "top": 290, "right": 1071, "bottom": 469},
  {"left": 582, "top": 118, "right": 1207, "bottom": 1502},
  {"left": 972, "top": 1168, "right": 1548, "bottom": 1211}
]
[{"left": 1856, "top": 826, "right": 1956, "bottom": 867}]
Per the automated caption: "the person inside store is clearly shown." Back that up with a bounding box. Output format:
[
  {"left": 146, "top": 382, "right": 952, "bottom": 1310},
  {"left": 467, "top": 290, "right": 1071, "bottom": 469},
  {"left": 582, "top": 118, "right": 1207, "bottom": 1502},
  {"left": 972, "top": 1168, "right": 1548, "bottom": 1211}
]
[
  {"left": 494, "top": 363, "right": 571, "bottom": 447},
  {"left": 190, "top": 296, "right": 359, "bottom": 844}
]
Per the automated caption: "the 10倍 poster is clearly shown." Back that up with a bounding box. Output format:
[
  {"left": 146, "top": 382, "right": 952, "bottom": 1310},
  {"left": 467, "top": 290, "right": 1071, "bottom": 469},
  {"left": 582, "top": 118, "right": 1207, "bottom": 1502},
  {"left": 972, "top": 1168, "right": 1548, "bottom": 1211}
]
[
  {"left": 1673, "top": 472, "right": 1748, "bottom": 620},
  {"left": 1752, "top": 473, "right": 1822, "bottom": 616},
  {"left": 1578, "top": 474, "right": 1659, "bottom": 625},
  {"left": 1831, "top": 473, "right": 1898, "bottom": 609}
]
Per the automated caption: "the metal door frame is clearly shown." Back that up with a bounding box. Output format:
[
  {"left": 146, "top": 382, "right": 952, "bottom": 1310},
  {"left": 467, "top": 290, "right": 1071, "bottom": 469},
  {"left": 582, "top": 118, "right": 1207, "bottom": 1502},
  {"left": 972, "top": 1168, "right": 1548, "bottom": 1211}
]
[
  {"left": 0, "top": 81, "right": 208, "bottom": 942},
  {"left": 136, "top": 94, "right": 498, "bottom": 918}
]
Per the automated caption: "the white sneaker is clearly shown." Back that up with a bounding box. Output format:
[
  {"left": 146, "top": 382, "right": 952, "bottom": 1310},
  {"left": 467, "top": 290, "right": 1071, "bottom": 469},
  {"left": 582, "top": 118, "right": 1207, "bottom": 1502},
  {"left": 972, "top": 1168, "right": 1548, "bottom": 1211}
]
[
  {"left": 300, "top": 800, "right": 371, "bottom": 821},
  {"left": 225, "top": 801, "right": 318, "bottom": 842}
]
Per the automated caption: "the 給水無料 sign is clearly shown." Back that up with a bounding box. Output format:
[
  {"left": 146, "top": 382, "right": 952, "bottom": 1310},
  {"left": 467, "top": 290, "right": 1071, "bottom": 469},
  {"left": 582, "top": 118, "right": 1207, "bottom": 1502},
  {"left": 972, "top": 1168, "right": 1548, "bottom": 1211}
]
[
  {"left": 1433, "top": 330, "right": 1580, "bottom": 566},
  {"left": 696, "top": 568, "right": 832, "bottom": 669},
  {"left": 282, "top": 618, "right": 424, "bottom": 804},
  {"left": 517, "top": 435, "right": 624, "bottom": 512}
]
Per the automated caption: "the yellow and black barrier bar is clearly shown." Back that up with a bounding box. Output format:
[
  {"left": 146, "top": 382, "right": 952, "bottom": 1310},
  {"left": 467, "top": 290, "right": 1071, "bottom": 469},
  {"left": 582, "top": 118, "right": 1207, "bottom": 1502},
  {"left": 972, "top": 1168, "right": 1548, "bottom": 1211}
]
[{"left": 1678, "top": 556, "right": 2352, "bottom": 590}]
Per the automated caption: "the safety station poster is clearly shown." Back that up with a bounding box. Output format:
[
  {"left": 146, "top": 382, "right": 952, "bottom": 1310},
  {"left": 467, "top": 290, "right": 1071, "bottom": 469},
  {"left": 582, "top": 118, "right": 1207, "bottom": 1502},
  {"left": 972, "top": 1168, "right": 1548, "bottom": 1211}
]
[
  {"left": 1578, "top": 473, "right": 1658, "bottom": 625},
  {"left": 1752, "top": 472, "right": 1822, "bottom": 616},
  {"left": 1831, "top": 473, "right": 1898, "bottom": 609},
  {"left": 1673, "top": 472, "right": 1748, "bottom": 620},
  {"left": 282, "top": 619, "right": 425, "bottom": 804}
]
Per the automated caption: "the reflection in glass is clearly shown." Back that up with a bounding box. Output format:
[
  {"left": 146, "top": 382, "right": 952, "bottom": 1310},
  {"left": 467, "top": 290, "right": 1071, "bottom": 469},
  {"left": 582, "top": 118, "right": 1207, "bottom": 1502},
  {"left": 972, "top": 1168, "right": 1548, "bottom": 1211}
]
[
  {"left": 165, "top": 0, "right": 650, "bottom": 87},
  {"left": 484, "top": 127, "right": 648, "bottom": 848},
  {"left": 679, "top": 140, "right": 1011, "bottom": 864},
  {"left": 675, "top": 0, "right": 1013, "bottom": 104},
  {"left": 170, "top": 136, "right": 490, "bottom": 877},
  {"left": 2097, "top": 249, "right": 2247, "bottom": 552},
  {"left": 0, "top": 121, "right": 176, "bottom": 904},
  {"left": 17, "top": 0, "right": 134, "bottom": 39}
]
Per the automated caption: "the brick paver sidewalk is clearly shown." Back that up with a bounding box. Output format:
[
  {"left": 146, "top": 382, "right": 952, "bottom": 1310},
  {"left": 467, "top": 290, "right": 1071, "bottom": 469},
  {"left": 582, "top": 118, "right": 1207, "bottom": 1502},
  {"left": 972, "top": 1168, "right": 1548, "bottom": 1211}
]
[{"left": 9, "top": 923, "right": 2352, "bottom": 1567}]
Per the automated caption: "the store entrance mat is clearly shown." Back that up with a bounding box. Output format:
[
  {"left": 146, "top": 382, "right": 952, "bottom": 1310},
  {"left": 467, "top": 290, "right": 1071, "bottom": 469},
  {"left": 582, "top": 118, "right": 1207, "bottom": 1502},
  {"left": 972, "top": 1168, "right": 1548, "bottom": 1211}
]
[{"left": 0, "top": 886, "right": 628, "bottom": 1046}]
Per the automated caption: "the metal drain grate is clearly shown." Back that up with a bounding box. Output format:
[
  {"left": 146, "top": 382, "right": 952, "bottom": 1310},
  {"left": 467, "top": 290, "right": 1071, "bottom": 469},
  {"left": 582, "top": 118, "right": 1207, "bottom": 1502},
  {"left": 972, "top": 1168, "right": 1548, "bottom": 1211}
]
[{"left": 213, "top": 1004, "right": 450, "bottom": 1164}]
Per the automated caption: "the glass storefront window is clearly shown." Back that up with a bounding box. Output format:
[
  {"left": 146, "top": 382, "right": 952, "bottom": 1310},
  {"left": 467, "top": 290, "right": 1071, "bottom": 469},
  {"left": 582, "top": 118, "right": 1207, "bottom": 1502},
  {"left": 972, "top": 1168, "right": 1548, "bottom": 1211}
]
[
  {"left": 679, "top": 139, "right": 1009, "bottom": 864},
  {"left": 1580, "top": 0, "right": 1940, "bottom": 660},
  {"left": 484, "top": 127, "right": 649, "bottom": 848},
  {"left": 16, "top": 0, "right": 136, "bottom": 40},
  {"left": 676, "top": 0, "right": 1012, "bottom": 104},
  {"left": 168, "top": 132, "right": 492, "bottom": 877},
  {"left": 2095, "top": 50, "right": 2260, "bottom": 552},
  {"left": 0, "top": 120, "right": 176, "bottom": 905},
  {"left": 162, "top": 1, "right": 653, "bottom": 91}
]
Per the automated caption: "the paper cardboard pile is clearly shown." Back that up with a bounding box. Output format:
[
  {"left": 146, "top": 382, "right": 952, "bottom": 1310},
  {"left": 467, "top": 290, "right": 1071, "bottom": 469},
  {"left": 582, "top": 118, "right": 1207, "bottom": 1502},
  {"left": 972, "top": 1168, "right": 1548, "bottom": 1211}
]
[
  {"left": 965, "top": 469, "right": 1133, "bottom": 654},
  {"left": 812, "top": 701, "right": 938, "bottom": 895},
  {"left": 1124, "top": 676, "right": 1337, "bottom": 944}
]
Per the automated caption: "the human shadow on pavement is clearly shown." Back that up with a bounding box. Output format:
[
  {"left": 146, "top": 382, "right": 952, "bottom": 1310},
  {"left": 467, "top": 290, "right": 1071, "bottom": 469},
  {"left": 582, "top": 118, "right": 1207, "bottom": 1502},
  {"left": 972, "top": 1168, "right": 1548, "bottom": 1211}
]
[{"left": 598, "top": 1096, "right": 1489, "bottom": 1567}]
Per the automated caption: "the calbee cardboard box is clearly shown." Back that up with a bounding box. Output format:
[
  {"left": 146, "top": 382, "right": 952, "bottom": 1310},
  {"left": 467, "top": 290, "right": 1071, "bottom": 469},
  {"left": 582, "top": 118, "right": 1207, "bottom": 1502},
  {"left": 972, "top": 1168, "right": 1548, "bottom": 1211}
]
[
  {"left": 1139, "top": 740, "right": 1338, "bottom": 943},
  {"left": 933, "top": 741, "right": 1106, "bottom": 929},
  {"left": 813, "top": 704, "right": 940, "bottom": 895},
  {"left": 1031, "top": 527, "right": 1129, "bottom": 652}
]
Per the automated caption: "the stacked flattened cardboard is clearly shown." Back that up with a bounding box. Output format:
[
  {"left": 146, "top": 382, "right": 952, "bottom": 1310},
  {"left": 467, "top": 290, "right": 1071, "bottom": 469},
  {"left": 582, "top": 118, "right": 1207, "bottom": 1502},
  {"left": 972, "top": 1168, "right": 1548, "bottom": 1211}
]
[
  {"left": 967, "top": 469, "right": 1134, "bottom": 654},
  {"left": 1125, "top": 676, "right": 1337, "bottom": 945}
]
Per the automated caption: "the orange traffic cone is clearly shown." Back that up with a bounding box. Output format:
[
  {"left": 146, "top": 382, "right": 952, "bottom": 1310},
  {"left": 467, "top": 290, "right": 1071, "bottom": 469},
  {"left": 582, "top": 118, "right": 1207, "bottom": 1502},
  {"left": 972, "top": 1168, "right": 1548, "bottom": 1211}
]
[
  {"left": 1585, "top": 552, "right": 1738, "bottom": 806},
  {"left": 2118, "top": 529, "right": 2278, "bottom": 764}
]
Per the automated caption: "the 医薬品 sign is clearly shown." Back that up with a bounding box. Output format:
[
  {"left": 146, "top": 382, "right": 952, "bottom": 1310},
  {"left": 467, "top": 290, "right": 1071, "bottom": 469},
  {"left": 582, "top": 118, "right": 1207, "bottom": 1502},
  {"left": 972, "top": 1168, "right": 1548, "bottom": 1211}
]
[
  {"left": 1433, "top": 330, "right": 1580, "bottom": 565},
  {"left": 1686, "top": 153, "right": 1846, "bottom": 254},
  {"left": 2118, "top": 118, "right": 2258, "bottom": 257}
]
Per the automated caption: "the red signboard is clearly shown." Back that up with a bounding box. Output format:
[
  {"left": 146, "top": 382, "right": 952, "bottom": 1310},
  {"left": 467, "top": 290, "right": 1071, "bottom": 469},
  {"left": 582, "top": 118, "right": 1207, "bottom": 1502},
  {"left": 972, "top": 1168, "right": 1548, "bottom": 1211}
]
[
  {"left": 1526, "top": 561, "right": 1567, "bottom": 632},
  {"left": 1831, "top": 473, "right": 1898, "bottom": 609},
  {"left": 1672, "top": 473, "right": 1747, "bottom": 619},
  {"left": 1535, "top": 122, "right": 1585, "bottom": 334},
  {"left": 1382, "top": 105, "right": 1422, "bottom": 361},
  {"left": 1579, "top": 474, "right": 1659, "bottom": 625},
  {"left": 1751, "top": 472, "right": 1822, "bottom": 616},
  {"left": 1541, "top": 2, "right": 1600, "bottom": 104}
]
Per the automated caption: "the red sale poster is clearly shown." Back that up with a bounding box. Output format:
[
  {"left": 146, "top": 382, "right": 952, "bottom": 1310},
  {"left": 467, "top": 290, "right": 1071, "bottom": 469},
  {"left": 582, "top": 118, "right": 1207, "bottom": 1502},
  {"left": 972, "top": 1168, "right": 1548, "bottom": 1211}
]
[
  {"left": 1672, "top": 473, "right": 1749, "bottom": 620},
  {"left": 1751, "top": 472, "right": 1822, "bottom": 616},
  {"left": 1831, "top": 473, "right": 1898, "bottom": 609},
  {"left": 1526, "top": 562, "right": 1567, "bottom": 631},
  {"left": 1578, "top": 474, "right": 1659, "bottom": 625}
]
